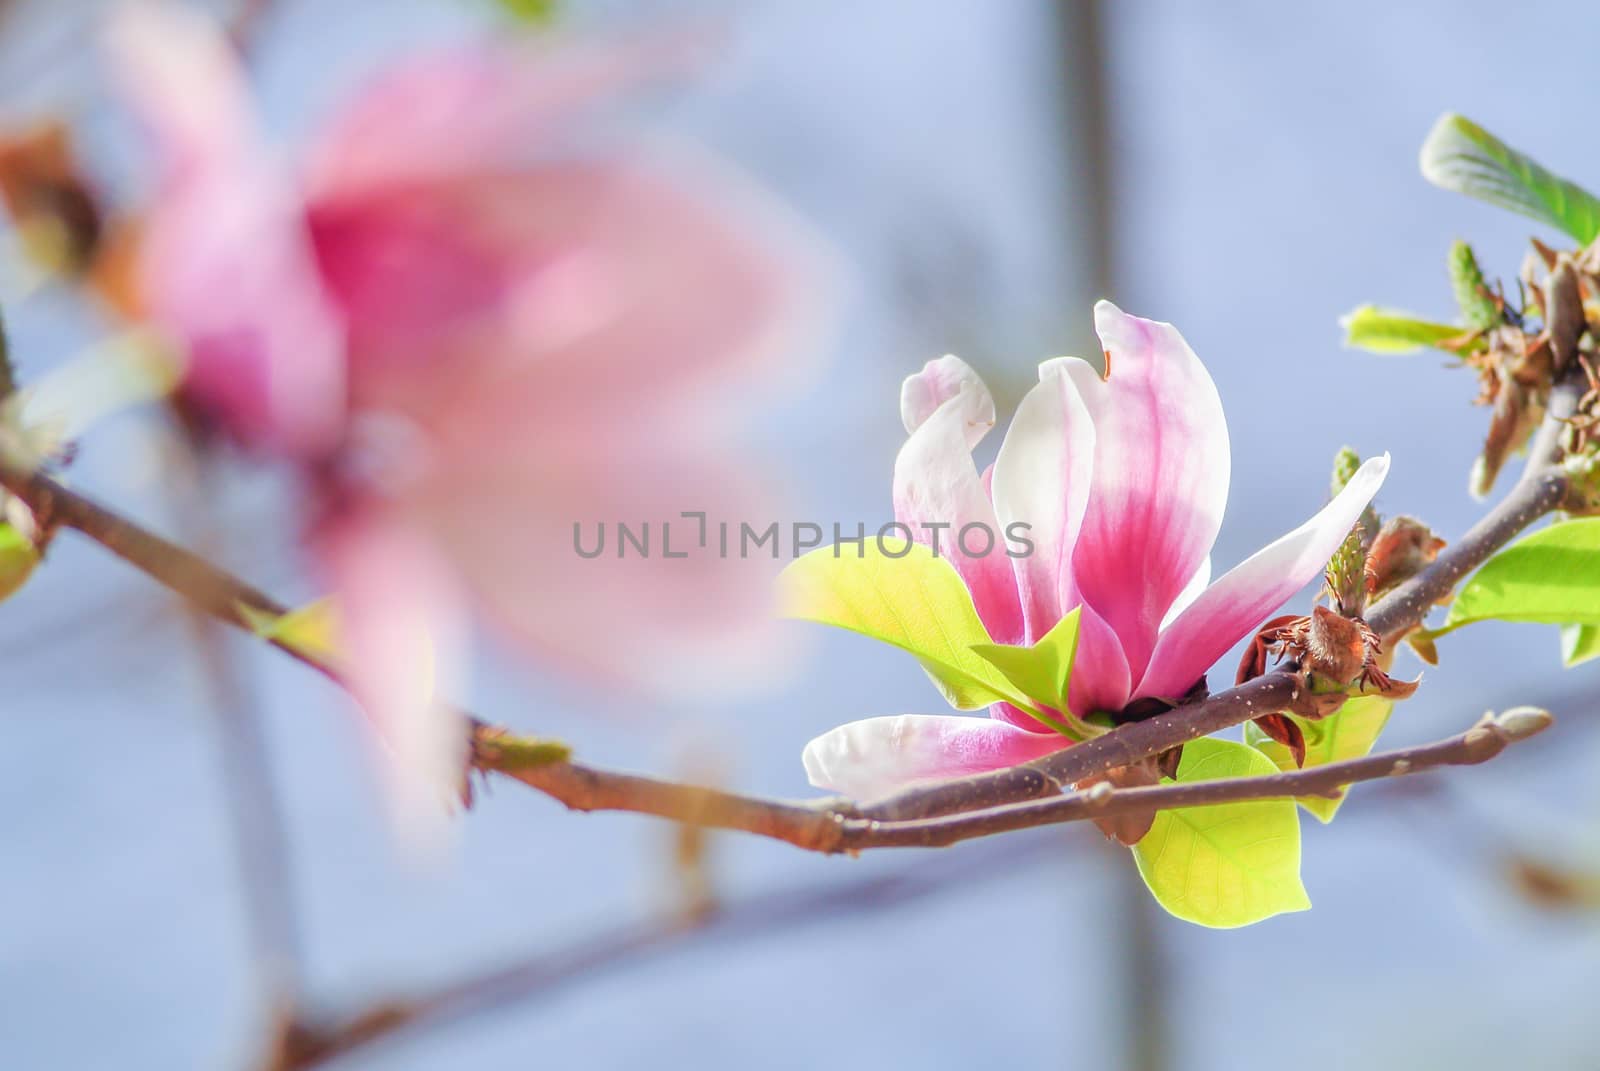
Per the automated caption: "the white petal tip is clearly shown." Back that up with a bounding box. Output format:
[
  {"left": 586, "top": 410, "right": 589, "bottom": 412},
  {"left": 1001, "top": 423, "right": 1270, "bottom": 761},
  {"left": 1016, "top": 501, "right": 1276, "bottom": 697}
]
[
  {"left": 1354, "top": 452, "right": 1392, "bottom": 487},
  {"left": 800, "top": 729, "right": 844, "bottom": 792},
  {"left": 899, "top": 355, "right": 995, "bottom": 441}
]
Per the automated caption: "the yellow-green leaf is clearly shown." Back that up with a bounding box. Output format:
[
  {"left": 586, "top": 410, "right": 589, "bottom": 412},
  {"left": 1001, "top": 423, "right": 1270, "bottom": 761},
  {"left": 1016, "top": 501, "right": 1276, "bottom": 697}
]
[
  {"left": 238, "top": 598, "right": 340, "bottom": 667},
  {"left": 779, "top": 541, "right": 1042, "bottom": 716},
  {"left": 1560, "top": 623, "right": 1600, "bottom": 667},
  {"left": 970, "top": 608, "right": 1083, "bottom": 737},
  {"left": 1132, "top": 738, "right": 1309, "bottom": 928},
  {"left": 1339, "top": 305, "right": 1467, "bottom": 355},
  {"left": 1421, "top": 113, "right": 1600, "bottom": 243},
  {"left": 1244, "top": 696, "right": 1395, "bottom": 822},
  {"left": 1444, "top": 518, "right": 1600, "bottom": 632}
]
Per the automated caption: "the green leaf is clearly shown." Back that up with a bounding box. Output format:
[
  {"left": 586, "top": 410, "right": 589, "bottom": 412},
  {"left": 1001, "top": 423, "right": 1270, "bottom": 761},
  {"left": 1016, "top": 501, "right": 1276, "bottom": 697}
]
[
  {"left": 1444, "top": 518, "right": 1600, "bottom": 632},
  {"left": 238, "top": 598, "right": 340, "bottom": 667},
  {"left": 1339, "top": 305, "right": 1467, "bottom": 355},
  {"left": 1420, "top": 113, "right": 1600, "bottom": 242},
  {"left": 0, "top": 522, "right": 39, "bottom": 602},
  {"left": 779, "top": 541, "right": 1044, "bottom": 717},
  {"left": 970, "top": 609, "right": 1081, "bottom": 710},
  {"left": 1132, "top": 738, "right": 1309, "bottom": 928},
  {"left": 1245, "top": 696, "right": 1395, "bottom": 822},
  {"left": 1560, "top": 623, "right": 1600, "bottom": 667},
  {"left": 971, "top": 608, "right": 1086, "bottom": 738}
]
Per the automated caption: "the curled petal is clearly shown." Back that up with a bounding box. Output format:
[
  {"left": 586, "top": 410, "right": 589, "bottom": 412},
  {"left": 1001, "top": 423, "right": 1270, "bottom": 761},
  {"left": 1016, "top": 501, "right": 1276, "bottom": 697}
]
[
  {"left": 991, "top": 359, "right": 1096, "bottom": 643},
  {"left": 900, "top": 355, "right": 994, "bottom": 445},
  {"left": 803, "top": 715, "right": 1067, "bottom": 800},
  {"left": 1138, "top": 455, "right": 1391, "bottom": 702},
  {"left": 894, "top": 390, "right": 1023, "bottom": 645},
  {"left": 1069, "top": 302, "right": 1230, "bottom": 682}
]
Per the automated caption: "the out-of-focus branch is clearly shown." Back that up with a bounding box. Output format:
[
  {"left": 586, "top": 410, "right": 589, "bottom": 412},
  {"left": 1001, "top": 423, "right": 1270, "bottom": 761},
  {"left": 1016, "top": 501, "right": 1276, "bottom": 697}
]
[
  {"left": 270, "top": 834, "right": 1067, "bottom": 1070},
  {"left": 172, "top": 446, "right": 307, "bottom": 1029}
]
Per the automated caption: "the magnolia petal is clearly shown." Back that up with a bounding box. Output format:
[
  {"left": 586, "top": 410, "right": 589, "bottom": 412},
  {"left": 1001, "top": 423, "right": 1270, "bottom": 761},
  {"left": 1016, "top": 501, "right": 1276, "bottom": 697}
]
[
  {"left": 311, "top": 160, "right": 819, "bottom": 425},
  {"left": 1161, "top": 556, "right": 1212, "bottom": 631},
  {"left": 1066, "top": 599, "right": 1135, "bottom": 715},
  {"left": 1068, "top": 302, "right": 1230, "bottom": 684},
  {"left": 303, "top": 35, "right": 702, "bottom": 205},
  {"left": 105, "top": 0, "right": 254, "bottom": 167},
  {"left": 412, "top": 427, "right": 790, "bottom": 699},
  {"left": 312, "top": 506, "right": 469, "bottom": 841},
  {"left": 894, "top": 388, "right": 1024, "bottom": 644},
  {"left": 802, "top": 714, "right": 1067, "bottom": 800},
  {"left": 108, "top": 0, "right": 345, "bottom": 456},
  {"left": 991, "top": 359, "right": 1096, "bottom": 643},
  {"left": 1138, "top": 454, "right": 1391, "bottom": 702},
  {"left": 900, "top": 355, "right": 994, "bottom": 445}
]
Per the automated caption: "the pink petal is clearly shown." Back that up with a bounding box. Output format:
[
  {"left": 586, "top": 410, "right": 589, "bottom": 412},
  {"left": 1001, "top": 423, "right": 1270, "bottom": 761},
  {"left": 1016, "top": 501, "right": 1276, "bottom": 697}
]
[
  {"left": 311, "top": 505, "right": 469, "bottom": 836},
  {"left": 308, "top": 160, "right": 820, "bottom": 425},
  {"left": 893, "top": 378, "right": 1024, "bottom": 645},
  {"left": 1066, "top": 600, "right": 1134, "bottom": 716},
  {"left": 990, "top": 359, "right": 1096, "bottom": 643},
  {"left": 900, "top": 355, "right": 994, "bottom": 445},
  {"left": 1161, "top": 557, "right": 1212, "bottom": 630},
  {"left": 104, "top": 0, "right": 253, "bottom": 169},
  {"left": 108, "top": 0, "right": 345, "bottom": 456},
  {"left": 1067, "top": 301, "right": 1230, "bottom": 683},
  {"left": 802, "top": 715, "right": 1069, "bottom": 800},
  {"left": 407, "top": 423, "right": 790, "bottom": 698},
  {"left": 302, "top": 35, "right": 702, "bottom": 206},
  {"left": 1137, "top": 454, "right": 1391, "bottom": 701}
]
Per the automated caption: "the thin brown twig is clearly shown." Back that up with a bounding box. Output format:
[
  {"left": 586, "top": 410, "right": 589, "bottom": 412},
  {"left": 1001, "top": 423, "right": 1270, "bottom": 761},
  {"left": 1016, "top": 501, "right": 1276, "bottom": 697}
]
[{"left": 269, "top": 706, "right": 1554, "bottom": 1069}]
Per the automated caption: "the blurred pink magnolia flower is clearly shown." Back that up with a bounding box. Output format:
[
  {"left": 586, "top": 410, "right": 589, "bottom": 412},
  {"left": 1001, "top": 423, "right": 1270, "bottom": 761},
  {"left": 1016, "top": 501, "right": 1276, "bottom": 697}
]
[
  {"left": 108, "top": 2, "right": 823, "bottom": 816},
  {"left": 804, "top": 302, "right": 1389, "bottom": 799}
]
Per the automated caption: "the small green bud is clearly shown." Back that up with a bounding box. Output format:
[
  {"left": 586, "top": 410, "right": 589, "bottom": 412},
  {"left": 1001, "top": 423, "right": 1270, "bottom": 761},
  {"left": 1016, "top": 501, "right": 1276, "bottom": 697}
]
[
  {"left": 1448, "top": 240, "right": 1498, "bottom": 331},
  {"left": 1325, "top": 523, "right": 1369, "bottom": 614},
  {"left": 1330, "top": 446, "right": 1381, "bottom": 545},
  {"left": 1330, "top": 446, "right": 1361, "bottom": 497}
]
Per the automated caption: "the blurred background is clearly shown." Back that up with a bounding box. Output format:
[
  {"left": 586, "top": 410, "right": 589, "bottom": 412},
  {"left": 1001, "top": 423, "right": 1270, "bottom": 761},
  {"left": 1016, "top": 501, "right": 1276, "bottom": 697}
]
[{"left": 3, "top": 1, "right": 1600, "bottom": 1068}]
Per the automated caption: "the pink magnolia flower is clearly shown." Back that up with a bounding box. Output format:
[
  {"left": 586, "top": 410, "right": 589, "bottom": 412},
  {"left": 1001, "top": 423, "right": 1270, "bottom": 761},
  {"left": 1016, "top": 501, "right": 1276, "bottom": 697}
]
[
  {"left": 108, "top": 2, "right": 822, "bottom": 816},
  {"left": 804, "top": 302, "right": 1389, "bottom": 799}
]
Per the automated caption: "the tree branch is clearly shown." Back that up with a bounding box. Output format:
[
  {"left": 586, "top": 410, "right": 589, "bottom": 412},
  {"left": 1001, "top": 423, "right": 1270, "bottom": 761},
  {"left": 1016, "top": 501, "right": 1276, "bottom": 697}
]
[
  {"left": 826, "top": 707, "right": 1549, "bottom": 849},
  {"left": 1364, "top": 369, "right": 1580, "bottom": 643},
  {"left": 0, "top": 369, "right": 1576, "bottom": 856}
]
